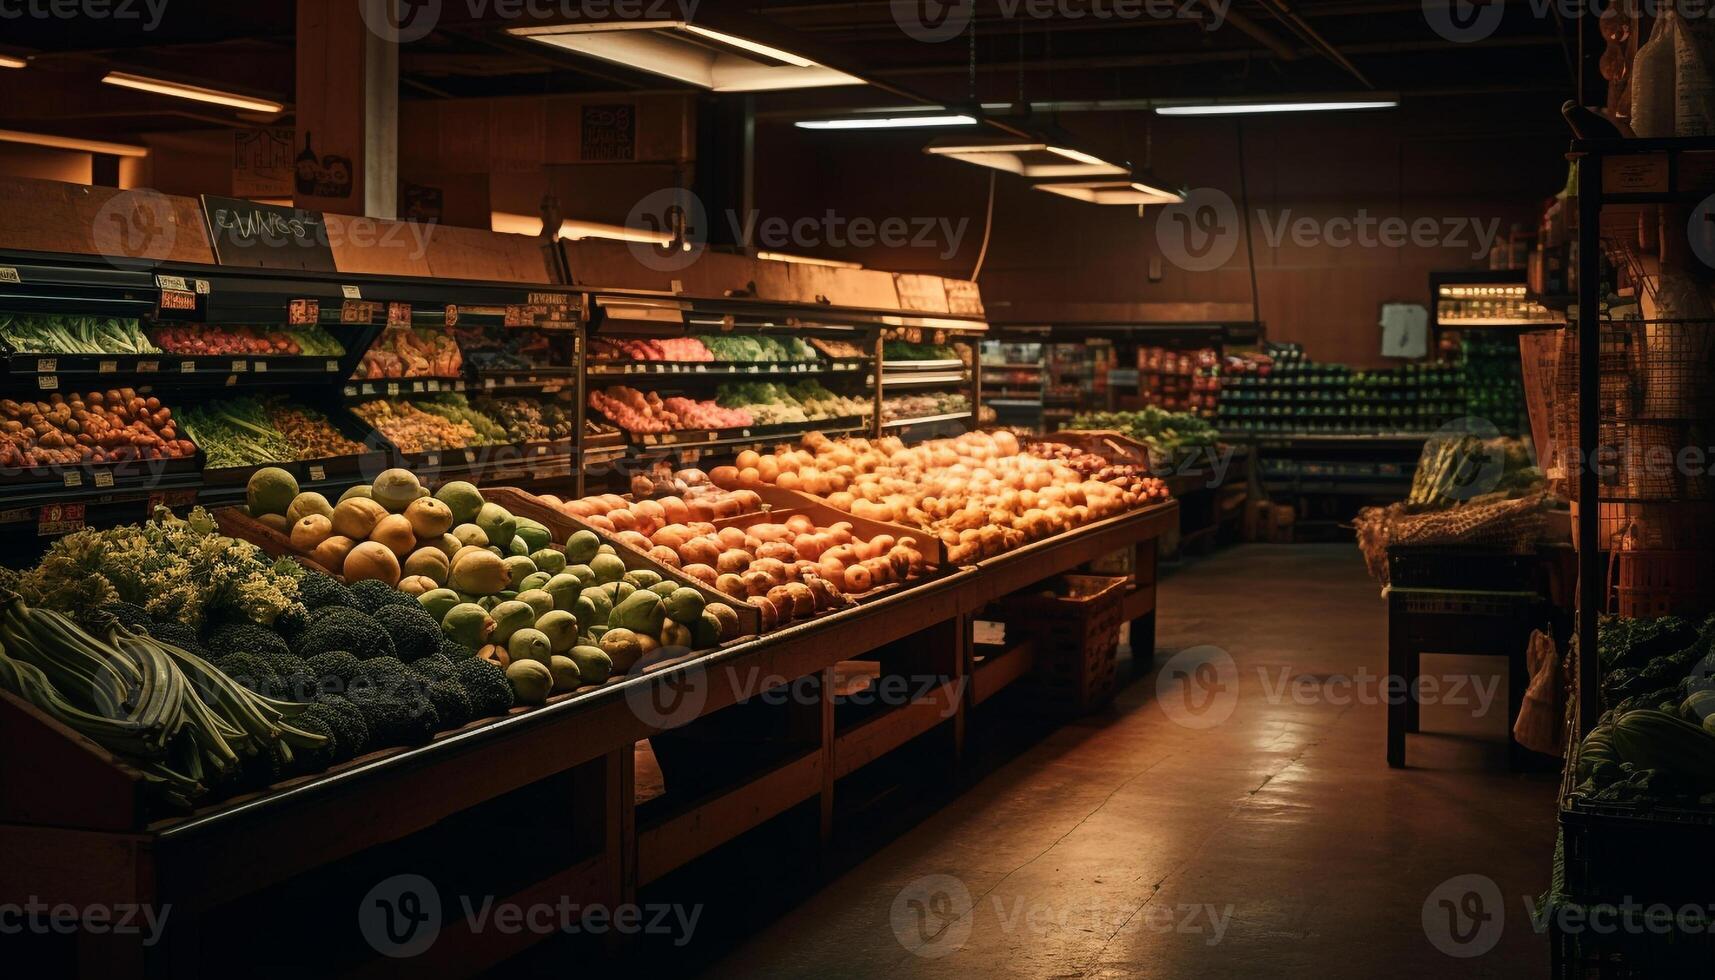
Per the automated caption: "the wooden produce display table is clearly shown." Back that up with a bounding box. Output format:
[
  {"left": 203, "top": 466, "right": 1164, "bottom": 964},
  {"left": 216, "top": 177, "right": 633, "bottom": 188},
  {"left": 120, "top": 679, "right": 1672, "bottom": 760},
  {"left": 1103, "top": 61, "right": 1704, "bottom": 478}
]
[{"left": 0, "top": 500, "right": 1176, "bottom": 978}]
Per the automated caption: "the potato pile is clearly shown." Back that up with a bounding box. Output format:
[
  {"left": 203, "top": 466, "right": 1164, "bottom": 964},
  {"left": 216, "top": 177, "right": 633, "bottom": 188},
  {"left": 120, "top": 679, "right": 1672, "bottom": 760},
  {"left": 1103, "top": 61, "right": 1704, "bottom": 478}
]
[{"left": 709, "top": 430, "right": 1148, "bottom": 562}]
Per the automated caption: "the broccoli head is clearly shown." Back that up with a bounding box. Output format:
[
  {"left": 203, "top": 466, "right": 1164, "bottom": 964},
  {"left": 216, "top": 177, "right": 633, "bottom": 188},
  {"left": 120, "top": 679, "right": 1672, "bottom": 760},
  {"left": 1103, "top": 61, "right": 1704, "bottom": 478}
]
[
  {"left": 144, "top": 621, "right": 206, "bottom": 657},
  {"left": 346, "top": 687, "right": 440, "bottom": 747},
  {"left": 214, "top": 652, "right": 282, "bottom": 696},
  {"left": 426, "top": 679, "right": 474, "bottom": 730},
  {"left": 303, "top": 651, "right": 364, "bottom": 696},
  {"left": 297, "top": 571, "right": 359, "bottom": 612},
  {"left": 453, "top": 656, "right": 515, "bottom": 719},
  {"left": 372, "top": 604, "right": 442, "bottom": 662},
  {"left": 289, "top": 711, "right": 339, "bottom": 771},
  {"left": 205, "top": 622, "right": 292, "bottom": 662},
  {"left": 409, "top": 653, "right": 457, "bottom": 683},
  {"left": 312, "top": 694, "right": 370, "bottom": 758},
  {"left": 440, "top": 637, "right": 478, "bottom": 661},
  {"left": 261, "top": 652, "right": 316, "bottom": 701},
  {"left": 295, "top": 607, "right": 396, "bottom": 661},
  {"left": 350, "top": 579, "right": 422, "bottom": 615}
]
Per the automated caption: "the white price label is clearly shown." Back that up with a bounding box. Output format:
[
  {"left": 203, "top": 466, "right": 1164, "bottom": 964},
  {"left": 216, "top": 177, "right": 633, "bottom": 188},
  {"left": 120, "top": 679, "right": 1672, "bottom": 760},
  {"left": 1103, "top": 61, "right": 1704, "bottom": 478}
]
[
  {"left": 98, "top": 360, "right": 117, "bottom": 374},
  {"left": 341, "top": 284, "right": 362, "bottom": 299},
  {"left": 325, "top": 360, "right": 339, "bottom": 372},
  {"left": 37, "top": 375, "right": 58, "bottom": 390},
  {"left": 308, "top": 465, "right": 326, "bottom": 481},
  {"left": 230, "top": 360, "right": 247, "bottom": 372},
  {"left": 62, "top": 471, "right": 82, "bottom": 488},
  {"left": 36, "top": 358, "right": 56, "bottom": 373},
  {"left": 93, "top": 471, "right": 114, "bottom": 488},
  {"left": 411, "top": 381, "right": 424, "bottom": 393},
  {"left": 254, "top": 361, "right": 267, "bottom": 373},
  {"left": 386, "top": 383, "right": 400, "bottom": 396},
  {"left": 973, "top": 619, "right": 1006, "bottom": 646},
  {"left": 138, "top": 361, "right": 159, "bottom": 373},
  {"left": 180, "top": 361, "right": 196, "bottom": 373},
  {"left": 427, "top": 454, "right": 440, "bottom": 466}
]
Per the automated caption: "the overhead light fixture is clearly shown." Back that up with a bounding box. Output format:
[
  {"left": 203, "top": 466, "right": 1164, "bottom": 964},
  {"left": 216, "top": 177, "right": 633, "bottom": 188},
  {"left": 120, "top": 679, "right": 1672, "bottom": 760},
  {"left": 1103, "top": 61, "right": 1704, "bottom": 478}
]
[
  {"left": 0, "top": 55, "right": 26, "bottom": 69},
  {"left": 1033, "top": 180, "right": 1184, "bottom": 206},
  {"left": 0, "top": 128, "right": 148, "bottom": 157},
  {"left": 923, "top": 135, "right": 1128, "bottom": 178},
  {"left": 1155, "top": 100, "right": 1398, "bottom": 116},
  {"left": 797, "top": 114, "right": 977, "bottom": 131},
  {"left": 508, "top": 21, "right": 862, "bottom": 93},
  {"left": 757, "top": 251, "right": 863, "bottom": 269},
  {"left": 491, "top": 211, "right": 673, "bottom": 246},
  {"left": 102, "top": 71, "right": 285, "bottom": 113}
]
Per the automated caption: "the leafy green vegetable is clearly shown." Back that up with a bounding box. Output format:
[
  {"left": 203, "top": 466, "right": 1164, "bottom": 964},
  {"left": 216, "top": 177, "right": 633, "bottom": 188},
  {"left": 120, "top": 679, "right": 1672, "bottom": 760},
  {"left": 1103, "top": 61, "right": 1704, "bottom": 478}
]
[{"left": 0, "top": 313, "right": 161, "bottom": 355}]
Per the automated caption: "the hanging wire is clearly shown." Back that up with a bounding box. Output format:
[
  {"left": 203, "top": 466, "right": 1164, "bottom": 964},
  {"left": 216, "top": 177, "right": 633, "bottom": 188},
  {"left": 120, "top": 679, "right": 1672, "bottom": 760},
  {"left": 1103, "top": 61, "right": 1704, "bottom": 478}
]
[{"left": 971, "top": 171, "right": 997, "bottom": 280}]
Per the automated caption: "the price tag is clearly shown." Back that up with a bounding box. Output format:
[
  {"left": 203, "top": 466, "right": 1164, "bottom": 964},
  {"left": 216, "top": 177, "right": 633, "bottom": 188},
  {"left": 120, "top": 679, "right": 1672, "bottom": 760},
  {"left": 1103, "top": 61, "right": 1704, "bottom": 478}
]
[
  {"left": 325, "top": 359, "right": 339, "bottom": 373},
  {"left": 425, "top": 380, "right": 438, "bottom": 392},
  {"left": 0, "top": 266, "right": 19, "bottom": 284},
  {"left": 254, "top": 361, "right": 267, "bottom": 374},
  {"left": 289, "top": 299, "right": 320, "bottom": 325},
  {"left": 35, "top": 357, "right": 56, "bottom": 373},
  {"left": 230, "top": 360, "right": 248, "bottom": 372},
  {"left": 445, "top": 305, "right": 459, "bottom": 327},
  {"left": 93, "top": 470, "right": 114, "bottom": 488},
  {"left": 138, "top": 360, "right": 159, "bottom": 373},
  {"left": 652, "top": 364, "right": 665, "bottom": 374},
  {"left": 341, "top": 300, "right": 379, "bottom": 324},
  {"left": 482, "top": 377, "right": 495, "bottom": 390},
  {"left": 741, "top": 429, "right": 752, "bottom": 438},
  {"left": 973, "top": 619, "right": 1006, "bottom": 646},
  {"left": 427, "top": 454, "right": 440, "bottom": 467},
  {"left": 180, "top": 360, "right": 196, "bottom": 373},
  {"left": 98, "top": 360, "right": 117, "bottom": 374},
  {"left": 308, "top": 465, "right": 326, "bottom": 482},
  {"left": 624, "top": 364, "right": 638, "bottom": 374},
  {"left": 155, "top": 274, "right": 189, "bottom": 291},
  {"left": 38, "top": 502, "right": 86, "bottom": 535},
  {"left": 61, "top": 471, "right": 82, "bottom": 488},
  {"left": 747, "top": 365, "right": 760, "bottom": 374},
  {"left": 193, "top": 278, "right": 211, "bottom": 295},
  {"left": 341, "top": 284, "right": 363, "bottom": 299},
  {"left": 37, "top": 375, "right": 58, "bottom": 390},
  {"left": 386, "top": 383, "right": 400, "bottom": 396},
  {"left": 387, "top": 302, "right": 412, "bottom": 327},
  {"left": 694, "top": 364, "right": 707, "bottom": 373},
  {"left": 410, "top": 381, "right": 424, "bottom": 393},
  {"left": 160, "top": 289, "right": 197, "bottom": 311},
  {"left": 225, "top": 375, "right": 238, "bottom": 386}
]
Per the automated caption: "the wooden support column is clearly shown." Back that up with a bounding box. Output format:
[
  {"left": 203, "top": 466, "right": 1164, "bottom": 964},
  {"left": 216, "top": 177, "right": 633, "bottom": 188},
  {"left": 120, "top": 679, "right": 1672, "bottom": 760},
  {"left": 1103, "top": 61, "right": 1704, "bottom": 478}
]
[{"left": 295, "top": 0, "right": 398, "bottom": 217}]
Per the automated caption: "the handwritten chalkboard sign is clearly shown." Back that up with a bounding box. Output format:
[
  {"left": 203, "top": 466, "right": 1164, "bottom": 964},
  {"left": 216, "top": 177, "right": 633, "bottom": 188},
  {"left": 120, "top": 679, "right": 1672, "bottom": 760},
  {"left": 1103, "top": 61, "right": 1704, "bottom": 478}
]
[{"left": 200, "top": 195, "right": 337, "bottom": 272}]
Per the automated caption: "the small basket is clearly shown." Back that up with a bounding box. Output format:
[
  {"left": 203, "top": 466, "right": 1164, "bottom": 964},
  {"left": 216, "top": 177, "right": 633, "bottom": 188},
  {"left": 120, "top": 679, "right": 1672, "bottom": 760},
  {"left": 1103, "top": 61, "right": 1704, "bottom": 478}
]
[
  {"left": 1607, "top": 548, "right": 1715, "bottom": 618},
  {"left": 1002, "top": 575, "right": 1129, "bottom": 713}
]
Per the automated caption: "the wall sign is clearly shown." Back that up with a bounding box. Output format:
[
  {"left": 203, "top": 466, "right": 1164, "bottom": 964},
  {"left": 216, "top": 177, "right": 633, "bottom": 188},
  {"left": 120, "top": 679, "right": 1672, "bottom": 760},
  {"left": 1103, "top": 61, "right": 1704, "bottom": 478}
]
[
  {"left": 232, "top": 127, "right": 296, "bottom": 199},
  {"left": 580, "top": 103, "right": 636, "bottom": 162},
  {"left": 201, "top": 195, "right": 337, "bottom": 272}
]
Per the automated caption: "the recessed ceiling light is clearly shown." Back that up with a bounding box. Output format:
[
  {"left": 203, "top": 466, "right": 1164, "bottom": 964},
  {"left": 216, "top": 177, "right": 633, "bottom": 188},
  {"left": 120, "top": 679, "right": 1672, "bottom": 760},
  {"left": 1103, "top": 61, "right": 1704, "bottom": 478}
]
[
  {"left": 491, "top": 211, "right": 673, "bottom": 246},
  {"left": 924, "top": 136, "right": 1128, "bottom": 178},
  {"left": 0, "top": 128, "right": 148, "bottom": 157},
  {"left": 1155, "top": 100, "right": 1398, "bottom": 116},
  {"left": 0, "top": 55, "right": 26, "bottom": 69},
  {"left": 508, "top": 21, "right": 862, "bottom": 93},
  {"left": 102, "top": 71, "right": 285, "bottom": 113},
  {"left": 797, "top": 114, "right": 977, "bottom": 131},
  {"left": 1033, "top": 180, "right": 1184, "bottom": 205}
]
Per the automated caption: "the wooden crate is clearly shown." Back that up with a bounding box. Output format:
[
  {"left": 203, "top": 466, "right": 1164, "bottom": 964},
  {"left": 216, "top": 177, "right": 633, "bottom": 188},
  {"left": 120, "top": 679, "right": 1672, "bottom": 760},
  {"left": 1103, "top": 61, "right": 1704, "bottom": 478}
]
[
  {"left": 999, "top": 574, "right": 1130, "bottom": 713},
  {"left": 479, "top": 486, "right": 764, "bottom": 638}
]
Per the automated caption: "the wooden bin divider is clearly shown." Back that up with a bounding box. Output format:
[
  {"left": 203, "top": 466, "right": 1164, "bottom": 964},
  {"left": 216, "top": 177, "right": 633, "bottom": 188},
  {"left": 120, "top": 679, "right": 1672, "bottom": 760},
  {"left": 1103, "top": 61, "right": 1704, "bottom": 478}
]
[
  {"left": 479, "top": 486, "right": 763, "bottom": 638},
  {"left": 211, "top": 508, "right": 342, "bottom": 578},
  {"left": 744, "top": 485, "right": 951, "bottom": 568}
]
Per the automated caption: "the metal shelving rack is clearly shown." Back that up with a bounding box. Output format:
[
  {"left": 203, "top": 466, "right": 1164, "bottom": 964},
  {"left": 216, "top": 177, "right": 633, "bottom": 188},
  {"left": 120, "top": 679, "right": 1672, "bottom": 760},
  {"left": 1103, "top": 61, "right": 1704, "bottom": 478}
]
[{"left": 1568, "top": 136, "right": 1715, "bottom": 733}]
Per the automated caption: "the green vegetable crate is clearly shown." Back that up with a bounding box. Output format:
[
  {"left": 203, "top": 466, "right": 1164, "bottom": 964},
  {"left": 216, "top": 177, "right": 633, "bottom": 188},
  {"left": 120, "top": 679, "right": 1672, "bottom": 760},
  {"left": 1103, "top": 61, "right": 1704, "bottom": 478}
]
[
  {"left": 1553, "top": 704, "right": 1715, "bottom": 976},
  {"left": 999, "top": 574, "right": 1130, "bottom": 713}
]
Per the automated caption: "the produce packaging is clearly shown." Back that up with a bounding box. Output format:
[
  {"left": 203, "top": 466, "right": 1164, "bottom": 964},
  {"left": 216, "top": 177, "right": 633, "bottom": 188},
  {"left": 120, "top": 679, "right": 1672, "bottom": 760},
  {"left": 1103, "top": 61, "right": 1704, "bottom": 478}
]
[
  {"left": 354, "top": 326, "right": 463, "bottom": 379},
  {"left": 0, "top": 313, "right": 160, "bottom": 354}
]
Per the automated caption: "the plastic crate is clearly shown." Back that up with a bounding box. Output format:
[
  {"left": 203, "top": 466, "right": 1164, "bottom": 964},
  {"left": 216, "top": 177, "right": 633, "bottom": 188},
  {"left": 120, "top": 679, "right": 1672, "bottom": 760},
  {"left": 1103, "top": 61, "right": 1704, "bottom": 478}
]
[{"left": 1002, "top": 575, "right": 1129, "bottom": 713}]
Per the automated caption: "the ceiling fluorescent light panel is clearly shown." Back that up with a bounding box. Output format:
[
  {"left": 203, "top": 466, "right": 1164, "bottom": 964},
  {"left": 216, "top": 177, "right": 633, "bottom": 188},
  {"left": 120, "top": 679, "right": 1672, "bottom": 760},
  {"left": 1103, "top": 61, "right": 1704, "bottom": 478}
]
[{"left": 509, "top": 21, "right": 862, "bottom": 93}]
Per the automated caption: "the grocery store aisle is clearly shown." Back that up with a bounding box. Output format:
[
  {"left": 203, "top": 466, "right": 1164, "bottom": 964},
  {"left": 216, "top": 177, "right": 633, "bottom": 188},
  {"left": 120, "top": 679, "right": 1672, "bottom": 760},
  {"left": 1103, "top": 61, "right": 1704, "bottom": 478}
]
[{"left": 696, "top": 544, "right": 1558, "bottom": 979}]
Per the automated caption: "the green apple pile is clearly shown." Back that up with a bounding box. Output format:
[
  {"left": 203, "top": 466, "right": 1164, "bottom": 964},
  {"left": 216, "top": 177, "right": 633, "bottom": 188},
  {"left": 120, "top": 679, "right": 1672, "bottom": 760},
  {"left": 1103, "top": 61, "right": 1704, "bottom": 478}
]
[{"left": 416, "top": 526, "right": 744, "bottom": 707}]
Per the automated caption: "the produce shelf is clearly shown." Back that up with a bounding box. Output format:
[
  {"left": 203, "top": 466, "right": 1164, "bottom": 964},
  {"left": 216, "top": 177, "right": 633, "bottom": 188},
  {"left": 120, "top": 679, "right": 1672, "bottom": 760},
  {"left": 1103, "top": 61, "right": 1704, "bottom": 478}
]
[
  {"left": 881, "top": 410, "right": 973, "bottom": 428},
  {"left": 586, "top": 359, "right": 865, "bottom": 379},
  {"left": 883, "top": 358, "right": 965, "bottom": 371},
  {"left": 879, "top": 370, "right": 968, "bottom": 387},
  {"left": 342, "top": 376, "right": 467, "bottom": 397},
  {"left": 970, "top": 638, "right": 1036, "bottom": 705},
  {"left": 603, "top": 415, "right": 872, "bottom": 453}
]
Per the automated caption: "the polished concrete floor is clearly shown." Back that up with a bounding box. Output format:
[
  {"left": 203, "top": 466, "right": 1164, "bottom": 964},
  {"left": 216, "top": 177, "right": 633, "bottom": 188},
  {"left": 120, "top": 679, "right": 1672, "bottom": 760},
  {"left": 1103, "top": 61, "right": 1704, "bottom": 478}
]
[{"left": 698, "top": 544, "right": 1560, "bottom": 979}]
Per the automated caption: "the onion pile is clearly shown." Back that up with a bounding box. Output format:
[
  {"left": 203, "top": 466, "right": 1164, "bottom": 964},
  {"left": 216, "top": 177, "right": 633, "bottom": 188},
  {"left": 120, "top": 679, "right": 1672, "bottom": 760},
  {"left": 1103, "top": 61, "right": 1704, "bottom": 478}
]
[{"left": 708, "top": 430, "right": 1163, "bottom": 562}]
